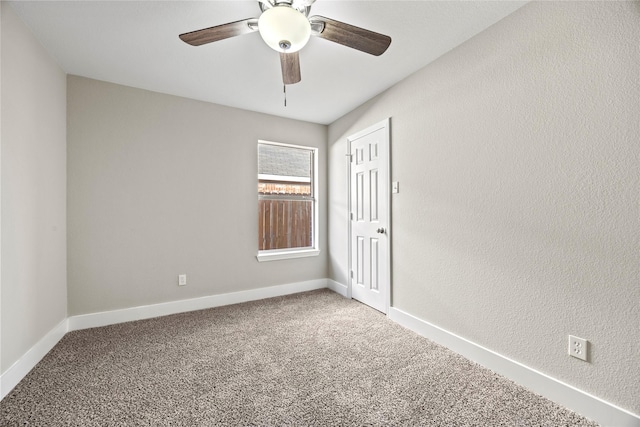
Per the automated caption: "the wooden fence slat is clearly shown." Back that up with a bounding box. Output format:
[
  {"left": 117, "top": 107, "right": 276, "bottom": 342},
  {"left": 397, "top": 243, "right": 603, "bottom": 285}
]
[{"left": 258, "top": 200, "right": 312, "bottom": 250}]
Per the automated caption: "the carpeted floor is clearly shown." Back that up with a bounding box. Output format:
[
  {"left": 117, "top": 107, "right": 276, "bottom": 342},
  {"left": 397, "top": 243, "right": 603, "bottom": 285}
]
[{"left": 1, "top": 289, "right": 598, "bottom": 426}]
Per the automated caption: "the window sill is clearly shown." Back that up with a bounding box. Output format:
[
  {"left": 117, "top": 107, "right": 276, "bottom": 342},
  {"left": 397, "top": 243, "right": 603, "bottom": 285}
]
[{"left": 256, "top": 248, "right": 320, "bottom": 262}]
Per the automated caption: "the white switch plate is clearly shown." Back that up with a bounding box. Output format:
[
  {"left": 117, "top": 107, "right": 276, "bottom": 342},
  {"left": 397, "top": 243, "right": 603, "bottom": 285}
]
[
  {"left": 568, "top": 335, "right": 588, "bottom": 361},
  {"left": 392, "top": 181, "right": 399, "bottom": 193},
  {"left": 178, "top": 274, "right": 187, "bottom": 286}
]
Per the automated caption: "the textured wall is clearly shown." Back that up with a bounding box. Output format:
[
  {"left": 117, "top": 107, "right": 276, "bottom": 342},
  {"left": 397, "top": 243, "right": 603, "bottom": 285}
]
[
  {"left": 328, "top": 1, "right": 639, "bottom": 415},
  {"left": 67, "top": 76, "right": 327, "bottom": 315},
  {"left": 1, "top": 3, "right": 68, "bottom": 372}
]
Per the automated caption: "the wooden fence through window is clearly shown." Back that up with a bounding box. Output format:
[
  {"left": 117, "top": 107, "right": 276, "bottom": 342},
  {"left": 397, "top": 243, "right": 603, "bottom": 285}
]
[{"left": 258, "top": 199, "right": 312, "bottom": 250}]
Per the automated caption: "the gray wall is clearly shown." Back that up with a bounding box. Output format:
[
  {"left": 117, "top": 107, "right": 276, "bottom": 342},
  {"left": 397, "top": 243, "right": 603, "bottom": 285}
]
[
  {"left": 1, "top": 3, "right": 68, "bottom": 372},
  {"left": 328, "top": 1, "right": 639, "bottom": 415},
  {"left": 67, "top": 76, "right": 327, "bottom": 315}
]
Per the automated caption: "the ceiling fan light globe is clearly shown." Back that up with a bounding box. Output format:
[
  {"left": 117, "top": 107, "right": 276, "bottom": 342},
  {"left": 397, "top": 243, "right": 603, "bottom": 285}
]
[{"left": 258, "top": 5, "right": 311, "bottom": 53}]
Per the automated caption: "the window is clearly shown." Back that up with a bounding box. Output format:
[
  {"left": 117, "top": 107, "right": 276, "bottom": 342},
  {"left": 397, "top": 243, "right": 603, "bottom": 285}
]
[{"left": 257, "top": 141, "right": 319, "bottom": 261}]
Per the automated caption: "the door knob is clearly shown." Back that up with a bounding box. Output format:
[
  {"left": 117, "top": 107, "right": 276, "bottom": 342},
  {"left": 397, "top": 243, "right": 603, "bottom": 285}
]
[{"left": 377, "top": 228, "right": 386, "bottom": 234}]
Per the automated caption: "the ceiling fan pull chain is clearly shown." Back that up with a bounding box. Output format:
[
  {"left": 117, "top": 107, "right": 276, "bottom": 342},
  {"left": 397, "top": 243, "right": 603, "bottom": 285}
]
[{"left": 284, "top": 85, "right": 287, "bottom": 107}]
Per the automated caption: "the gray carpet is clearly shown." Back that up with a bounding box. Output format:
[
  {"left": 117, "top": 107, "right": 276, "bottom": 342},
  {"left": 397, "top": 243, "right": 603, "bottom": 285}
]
[{"left": 1, "top": 289, "right": 598, "bottom": 426}]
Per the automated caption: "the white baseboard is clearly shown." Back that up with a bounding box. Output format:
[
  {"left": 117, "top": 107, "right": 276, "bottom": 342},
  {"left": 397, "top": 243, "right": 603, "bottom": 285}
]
[
  {"left": 0, "top": 319, "right": 68, "bottom": 401},
  {"left": 388, "top": 307, "right": 640, "bottom": 427},
  {"left": 1, "top": 279, "right": 330, "bottom": 401},
  {"left": 327, "top": 279, "right": 348, "bottom": 297},
  {"left": 5, "top": 283, "right": 635, "bottom": 427},
  {"left": 68, "top": 278, "right": 329, "bottom": 331}
]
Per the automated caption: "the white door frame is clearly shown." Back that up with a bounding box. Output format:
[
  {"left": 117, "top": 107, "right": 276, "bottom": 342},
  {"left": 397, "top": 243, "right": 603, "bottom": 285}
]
[{"left": 346, "top": 118, "right": 391, "bottom": 314}]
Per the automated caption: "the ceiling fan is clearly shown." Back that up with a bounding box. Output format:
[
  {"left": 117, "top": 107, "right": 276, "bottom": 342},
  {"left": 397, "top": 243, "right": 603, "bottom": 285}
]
[{"left": 179, "top": 0, "right": 392, "bottom": 85}]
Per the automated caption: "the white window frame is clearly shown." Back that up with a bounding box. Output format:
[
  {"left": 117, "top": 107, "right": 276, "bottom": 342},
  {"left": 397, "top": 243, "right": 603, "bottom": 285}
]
[{"left": 256, "top": 140, "right": 320, "bottom": 262}]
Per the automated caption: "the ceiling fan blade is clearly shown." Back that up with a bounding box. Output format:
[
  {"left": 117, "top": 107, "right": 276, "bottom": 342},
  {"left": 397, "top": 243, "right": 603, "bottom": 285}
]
[
  {"left": 179, "top": 18, "right": 257, "bottom": 46},
  {"left": 309, "top": 16, "right": 391, "bottom": 56},
  {"left": 280, "top": 52, "right": 301, "bottom": 85}
]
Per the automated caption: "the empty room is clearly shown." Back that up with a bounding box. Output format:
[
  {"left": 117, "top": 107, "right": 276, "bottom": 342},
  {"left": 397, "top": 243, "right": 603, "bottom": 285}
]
[{"left": 1, "top": 0, "right": 638, "bottom": 425}]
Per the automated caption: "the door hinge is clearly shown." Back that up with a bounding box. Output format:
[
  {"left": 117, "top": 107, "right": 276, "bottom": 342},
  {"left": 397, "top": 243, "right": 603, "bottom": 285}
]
[
  {"left": 350, "top": 212, "right": 354, "bottom": 220},
  {"left": 350, "top": 270, "right": 354, "bottom": 278}
]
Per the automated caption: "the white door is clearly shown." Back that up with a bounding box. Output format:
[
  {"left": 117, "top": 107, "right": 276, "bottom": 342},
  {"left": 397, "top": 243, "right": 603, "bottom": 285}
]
[{"left": 348, "top": 119, "right": 390, "bottom": 314}]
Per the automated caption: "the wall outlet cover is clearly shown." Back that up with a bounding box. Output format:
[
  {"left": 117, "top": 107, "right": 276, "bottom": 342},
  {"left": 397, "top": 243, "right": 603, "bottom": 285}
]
[{"left": 568, "top": 335, "right": 588, "bottom": 361}]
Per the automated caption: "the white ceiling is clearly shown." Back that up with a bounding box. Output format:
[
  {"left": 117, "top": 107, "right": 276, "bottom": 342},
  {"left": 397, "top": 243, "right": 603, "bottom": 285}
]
[{"left": 10, "top": 1, "right": 527, "bottom": 125}]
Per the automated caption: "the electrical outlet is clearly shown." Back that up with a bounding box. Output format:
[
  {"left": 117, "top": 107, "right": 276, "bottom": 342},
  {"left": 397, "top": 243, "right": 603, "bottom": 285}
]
[
  {"left": 568, "top": 335, "right": 588, "bottom": 361},
  {"left": 178, "top": 274, "right": 187, "bottom": 286}
]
